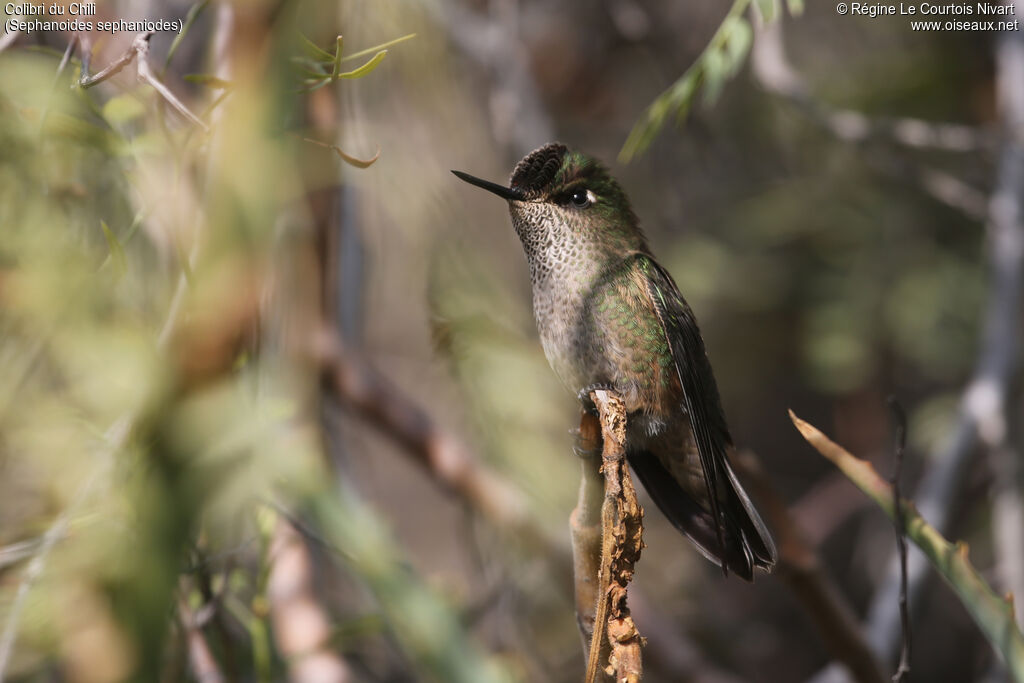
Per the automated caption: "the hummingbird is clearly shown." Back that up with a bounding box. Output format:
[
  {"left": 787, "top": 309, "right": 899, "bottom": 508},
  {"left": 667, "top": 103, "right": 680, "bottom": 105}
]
[{"left": 453, "top": 143, "right": 776, "bottom": 580}]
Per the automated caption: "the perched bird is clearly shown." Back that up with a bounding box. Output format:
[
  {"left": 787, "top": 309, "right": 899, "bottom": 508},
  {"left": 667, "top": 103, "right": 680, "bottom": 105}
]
[{"left": 453, "top": 143, "right": 776, "bottom": 580}]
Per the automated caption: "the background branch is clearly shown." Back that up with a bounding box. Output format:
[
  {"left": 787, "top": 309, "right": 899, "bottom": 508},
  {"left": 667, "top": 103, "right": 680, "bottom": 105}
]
[
  {"left": 791, "top": 411, "right": 1024, "bottom": 682},
  {"left": 267, "top": 515, "right": 352, "bottom": 683}
]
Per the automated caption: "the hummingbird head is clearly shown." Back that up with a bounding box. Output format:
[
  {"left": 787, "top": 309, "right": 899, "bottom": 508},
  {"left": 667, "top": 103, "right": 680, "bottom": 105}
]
[{"left": 453, "top": 143, "right": 646, "bottom": 266}]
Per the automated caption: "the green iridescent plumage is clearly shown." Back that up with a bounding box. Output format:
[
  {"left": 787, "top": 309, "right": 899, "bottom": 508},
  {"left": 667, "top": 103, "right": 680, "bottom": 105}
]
[{"left": 453, "top": 143, "right": 777, "bottom": 580}]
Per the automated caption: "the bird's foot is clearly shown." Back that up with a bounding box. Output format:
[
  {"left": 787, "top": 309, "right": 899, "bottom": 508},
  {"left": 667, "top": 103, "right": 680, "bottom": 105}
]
[{"left": 577, "top": 382, "right": 616, "bottom": 415}]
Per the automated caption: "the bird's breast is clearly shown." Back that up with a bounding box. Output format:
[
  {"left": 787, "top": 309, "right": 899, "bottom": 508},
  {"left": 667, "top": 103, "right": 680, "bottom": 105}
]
[{"left": 531, "top": 264, "right": 677, "bottom": 417}]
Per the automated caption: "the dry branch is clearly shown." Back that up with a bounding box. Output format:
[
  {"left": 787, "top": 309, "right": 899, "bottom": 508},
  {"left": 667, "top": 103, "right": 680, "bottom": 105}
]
[
  {"left": 312, "top": 329, "right": 558, "bottom": 555},
  {"left": 0, "top": 28, "right": 19, "bottom": 54},
  {"left": 179, "top": 599, "right": 227, "bottom": 683},
  {"left": 582, "top": 389, "right": 644, "bottom": 683},
  {"left": 751, "top": 13, "right": 990, "bottom": 222},
  {"left": 78, "top": 32, "right": 209, "bottom": 132},
  {"left": 790, "top": 411, "right": 1024, "bottom": 682},
  {"left": 750, "top": 13, "right": 992, "bottom": 155},
  {"left": 267, "top": 515, "right": 351, "bottom": 683}
]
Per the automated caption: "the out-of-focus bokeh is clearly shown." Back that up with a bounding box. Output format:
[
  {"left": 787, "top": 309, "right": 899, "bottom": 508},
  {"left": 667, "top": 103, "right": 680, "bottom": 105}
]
[{"left": 1, "top": 0, "right": 1021, "bottom": 681}]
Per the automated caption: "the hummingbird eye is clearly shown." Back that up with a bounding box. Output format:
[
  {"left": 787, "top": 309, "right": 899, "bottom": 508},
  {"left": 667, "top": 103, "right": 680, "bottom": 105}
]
[{"left": 569, "top": 189, "right": 593, "bottom": 209}]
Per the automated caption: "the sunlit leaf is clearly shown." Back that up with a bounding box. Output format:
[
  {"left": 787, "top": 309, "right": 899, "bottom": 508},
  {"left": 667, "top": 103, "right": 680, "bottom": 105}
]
[
  {"left": 183, "top": 74, "right": 232, "bottom": 89},
  {"left": 331, "top": 35, "right": 345, "bottom": 79},
  {"left": 620, "top": 0, "right": 765, "bottom": 162},
  {"left": 753, "top": 0, "right": 776, "bottom": 21},
  {"left": 298, "top": 78, "right": 332, "bottom": 93},
  {"left": 165, "top": 0, "right": 210, "bottom": 70},
  {"left": 99, "top": 220, "right": 126, "bottom": 277},
  {"left": 702, "top": 47, "right": 727, "bottom": 105},
  {"left": 303, "top": 137, "right": 381, "bottom": 168},
  {"left": 338, "top": 33, "right": 416, "bottom": 63},
  {"left": 299, "top": 32, "right": 336, "bottom": 61},
  {"left": 102, "top": 93, "right": 146, "bottom": 126},
  {"left": 723, "top": 16, "right": 753, "bottom": 77},
  {"left": 335, "top": 50, "right": 387, "bottom": 79}
]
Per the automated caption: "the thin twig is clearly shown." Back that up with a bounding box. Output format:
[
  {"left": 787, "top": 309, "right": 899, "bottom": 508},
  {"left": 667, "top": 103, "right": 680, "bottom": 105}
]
[
  {"left": 0, "top": 29, "right": 20, "bottom": 54},
  {"left": 0, "top": 414, "right": 132, "bottom": 682},
  {"left": 312, "top": 328, "right": 557, "bottom": 554},
  {"left": 78, "top": 32, "right": 209, "bottom": 132},
  {"left": 887, "top": 398, "right": 911, "bottom": 683},
  {"left": 77, "top": 33, "right": 146, "bottom": 88},
  {"left": 750, "top": 13, "right": 992, "bottom": 155},
  {"left": 751, "top": 12, "right": 990, "bottom": 222},
  {"left": 136, "top": 43, "right": 209, "bottom": 132},
  {"left": 791, "top": 411, "right": 1024, "bottom": 681},
  {"left": 267, "top": 515, "right": 351, "bottom": 683},
  {"left": 179, "top": 598, "right": 227, "bottom": 683},
  {"left": 56, "top": 35, "right": 77, "bottom": 76}
]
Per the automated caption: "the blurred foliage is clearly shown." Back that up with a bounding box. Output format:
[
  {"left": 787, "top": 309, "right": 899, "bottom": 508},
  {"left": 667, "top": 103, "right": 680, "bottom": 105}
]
[
  {"left": 0, "top": 3, "right": 510, "bottom": 682},
  {"left": 620, "top": 0, "right": 803, "bottom": 161}
]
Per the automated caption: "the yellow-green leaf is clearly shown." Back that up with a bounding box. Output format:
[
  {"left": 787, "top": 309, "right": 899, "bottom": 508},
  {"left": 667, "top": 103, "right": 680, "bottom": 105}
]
[
  {"left": 183, "top": 74, "right": 232, "bottom": 89},
  {"left": 335, "top": 51, "right": 387, "bottom": 79},
  {"left": 100, "top": 220, "right": 126, "bottom": 277},
  {"left": 102, "top": 93, "right": 146, "bottom": 126},
  {"left": 339, "top": 33, "right": 416, "bottom": 63},
  {"left": 299, "top": 32, "right": 336, "bottom": 61},
  {"left": 331, "top": 35, "right": 345, "bottom": 79},
  {"left": 302, "top": 137, "right": 381, "bottom": 168},
  {"left": 754, "top": 0, "right": 776, "bottom": 21},
  {"left": 723, "top": 16, "right": 752, "bottom": 77}
]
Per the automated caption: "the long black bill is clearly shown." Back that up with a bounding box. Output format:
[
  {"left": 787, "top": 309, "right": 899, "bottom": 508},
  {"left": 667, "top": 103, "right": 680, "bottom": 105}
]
[{"left": 451, "top": 170, "right": 525, "bottom": 201}]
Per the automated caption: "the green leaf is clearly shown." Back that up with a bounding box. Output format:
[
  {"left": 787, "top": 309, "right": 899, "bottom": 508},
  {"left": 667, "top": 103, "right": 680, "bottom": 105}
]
[
  {"left": 753, "top": 0, "right": 776, "bottom": 21},
  {"left": 338, "top": 33, "right": 416, "bottom": 63},
  {"left": 335, "top": 50, "right": 387, "bottom": 79},
  {"left": 620, "top": 0, "right": 773, "bottom": 162},
  {"left": 299, "top": 32, "right": 336, "bottom": 61},
  {"left": 165, "top": 0, "right": 210, "bottom": 70},
  {"left": 302, "top": 137, "right": 381, "bottom": 168},
  {"left": 331, "top": 35, "right": 345, "bottom": 80},
  {"left": 619, "top": 69, "right": 699, "bottom": 162},
  {"left": 100, "top": 220, "right": 126, "bottom": 277},
  {"left": 296, "top": 65, "right": 332, "bottom": 79},
  {"left": 723, "top": 16, "right": 753, "bottom": 77},
  {"left": 183, "top": 74, "right": 232, "bottom": 89},
  {"left": 701, "top": 47, "right": 727, "bottom": 105},
  {"left": 102, "top": 93, "right": 146, "bottom": 126},
  {"left": 670, "top": 71, "right": 700, "bottom": 124},
  {"left": 298, "top": 78, "right": 332, "bottom": 93},
  {"left": 787, "top": 0, "right": 805, "bottom": 15}
]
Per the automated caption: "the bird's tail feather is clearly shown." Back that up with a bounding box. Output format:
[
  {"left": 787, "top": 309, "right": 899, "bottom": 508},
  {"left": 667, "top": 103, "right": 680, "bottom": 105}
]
[{"left": 628, "top": 450, "right": 777, "bottom": 581}]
